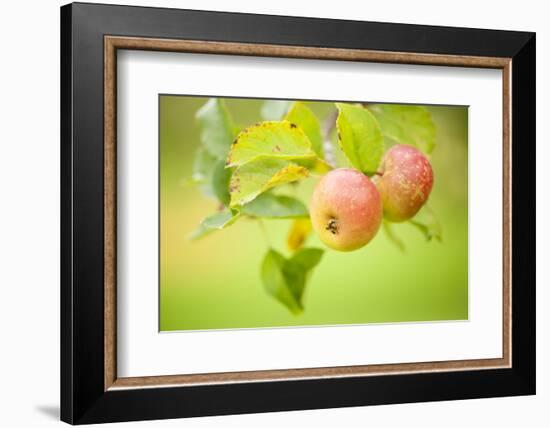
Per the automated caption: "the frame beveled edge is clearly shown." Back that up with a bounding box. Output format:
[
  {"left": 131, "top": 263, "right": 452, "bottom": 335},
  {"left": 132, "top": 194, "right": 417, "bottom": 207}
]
[{"left": 103, "top": 35, "right": 513, "bottom": 392}]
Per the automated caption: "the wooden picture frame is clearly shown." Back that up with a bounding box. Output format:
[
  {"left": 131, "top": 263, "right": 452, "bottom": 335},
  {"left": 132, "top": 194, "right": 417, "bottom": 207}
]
[{"left": 61, "top": 2, "right": 535, "bottom": 424}]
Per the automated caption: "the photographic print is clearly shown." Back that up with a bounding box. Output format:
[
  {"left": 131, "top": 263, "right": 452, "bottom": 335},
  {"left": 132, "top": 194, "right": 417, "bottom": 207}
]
[{"left": 159, "top": 96, "right": 468, "bottom": 331}]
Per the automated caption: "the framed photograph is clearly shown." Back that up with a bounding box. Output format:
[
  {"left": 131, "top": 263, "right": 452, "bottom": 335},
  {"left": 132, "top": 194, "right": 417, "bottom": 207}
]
[{"left": 60, "top": 2, "right": 536, "bottom": 424}]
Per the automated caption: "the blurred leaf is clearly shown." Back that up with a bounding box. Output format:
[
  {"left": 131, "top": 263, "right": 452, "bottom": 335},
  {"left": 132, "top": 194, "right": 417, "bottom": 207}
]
[
  {"left": 261, "top": 100, "right": 293, "bottom": 120},
  {"left": 282, "top": 248, "right": 324, "bottom": 309},
  {"left": 335, "top": 103, "right": 384, "bottom": 175},
  {"left": 289, "top": 247, "right": 324, "bottom": 273},
  {"left": 189, "top": 209, "right": 240, "bottom": 241},
  {"left": 191, "top": 148, "right": 233, "bottom": 204},
  {"left": 190, "top": 147, "right": 218, "bottom": 196},
  {"left": 297, "top": 157, "right": 333, "bottom": 175},
  {"left": 226, "top": 120, "right": 317, "bottom": 168},
  {"left": 229, "top": 158, "right": 309, "bottom": 207},
  {"left": 261, "top": 248, "right": 324, "bottom": 314},
  {"left": 287, "top": 218, "right": 313, "bottom": 251},
  {"left": 191, "top": 147, "right": 217, "bottom": 183},
  {"left": 383, "top": 220, "right": 406, "bottom": 252},
  {"left": 369, "top": 104, "right": 436, "bottom": 154},
  {"left": 409, "top": 205, "right": 442, "bottom": 242},
  {"left": 261, "top": 249, "right": 301, "bottom": 314},
  {"left": 212, "top": 160, "right": 232, "bottom": 206},
  {"left": 242, "top": 193, "right": 308, "bottom": 218},
  {"left": 196, "top": 98, "right": 237, "bottom": 160},
  {"left": 285, "top": 102, "right": 324, "bottom": 158}
]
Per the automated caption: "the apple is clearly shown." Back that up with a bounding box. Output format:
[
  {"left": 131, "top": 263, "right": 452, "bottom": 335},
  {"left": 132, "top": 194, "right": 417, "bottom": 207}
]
[
  {"left": 374, "top": 144, "right": 434, "bottom": 222},
  {"left": 310, "top": 168, "right": 382, "bottom": 251}
]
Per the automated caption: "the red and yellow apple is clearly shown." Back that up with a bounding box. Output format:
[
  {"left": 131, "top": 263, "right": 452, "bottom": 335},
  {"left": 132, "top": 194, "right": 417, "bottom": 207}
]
[
  {"left": 374, "top": 144, "right": 434, "bottom": 222},
  {"left": 310, "top": 168, "right": 382, "bottom": 251}
]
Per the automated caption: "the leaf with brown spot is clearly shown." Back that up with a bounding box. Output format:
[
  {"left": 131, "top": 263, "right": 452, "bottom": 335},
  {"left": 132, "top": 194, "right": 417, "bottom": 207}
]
[
  {"left": 335, "top": 103, "right": 384, "bottom": 175},
  {"left": 284, "top": 102, "right": 324, "bottom": 158},
  {"left": 211, "top": 160, "right": 232, "bottom": 206},
  {"left": 226, "top": 120, "right": 317, "bottom": 168},
  {"left": 229, "top": 158, "right": 309, "bottom": 207}
]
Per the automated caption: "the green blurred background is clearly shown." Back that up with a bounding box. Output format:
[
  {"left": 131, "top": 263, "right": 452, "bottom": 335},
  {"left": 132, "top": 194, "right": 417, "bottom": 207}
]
[{"left": 159, "top": 95, "right": 468, "bottom": 331}]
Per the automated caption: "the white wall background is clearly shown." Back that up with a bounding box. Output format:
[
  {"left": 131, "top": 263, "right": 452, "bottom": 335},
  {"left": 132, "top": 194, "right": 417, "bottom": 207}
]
[{"left": 0, "top": 0, "right": 546, "bottom": 426}]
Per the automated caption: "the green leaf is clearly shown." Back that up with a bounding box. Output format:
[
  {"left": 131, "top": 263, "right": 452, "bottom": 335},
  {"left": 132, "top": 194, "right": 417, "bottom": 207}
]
[
  {"left": 229, "top": 158, "right": 309, "bottom": 207},
  {"left": 261, "top": 100, "right": 293, "bottom": 120},
  {"left": 296, "top": 157, "right": 333, "bottom": 175},
  {"left": 288, "top": 247, "right": 324, "bottom": 273},
  {"left": 409, "top": 205, "right": 442, "bottom": 242},
  {"left": 212, "top": 160, "right": 232, "bottom": 206},
  {"left": 191, "top": 149, "right": 233, "bottom": 205},
  {"left": 286, "top": 218, "right": 312, "bottom": 251},
  {"left": 190, "top": 147, "right": 218, "bottom": 196},
  {"left": 226, "top": 120, "right": 317, "bottom": 168},
  {"left": 241, "top": 193, "right": 308, "bottom": 218},
  {"left": 196, "top": 98, "right": 237, "bottom": 160},
  {"left": 281, "top": 248, "right": 324, "bottom": 310},
  {"left": 189, "top": 209, "right": 240, "bottom": 241},
  {"left": 260, "top": 248, "right": 324, "bottom": 314},
  {"left": 191, "top": 147, "right": 217, "bottom": 184},
  {"left": 335, "top": 103, "right": 384, "bottom": 175},
  {"left": 261, "top": 249, "right": 301, "bottom": 314},
  {"left": 284, "top": 102, "right": 323, "bottom": 158},
  {"left": 369, "top": 104, "right": 436, "bottom": 154},
  {"left": 383, "top": 220, "right": 406, "bottom": 252}
]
